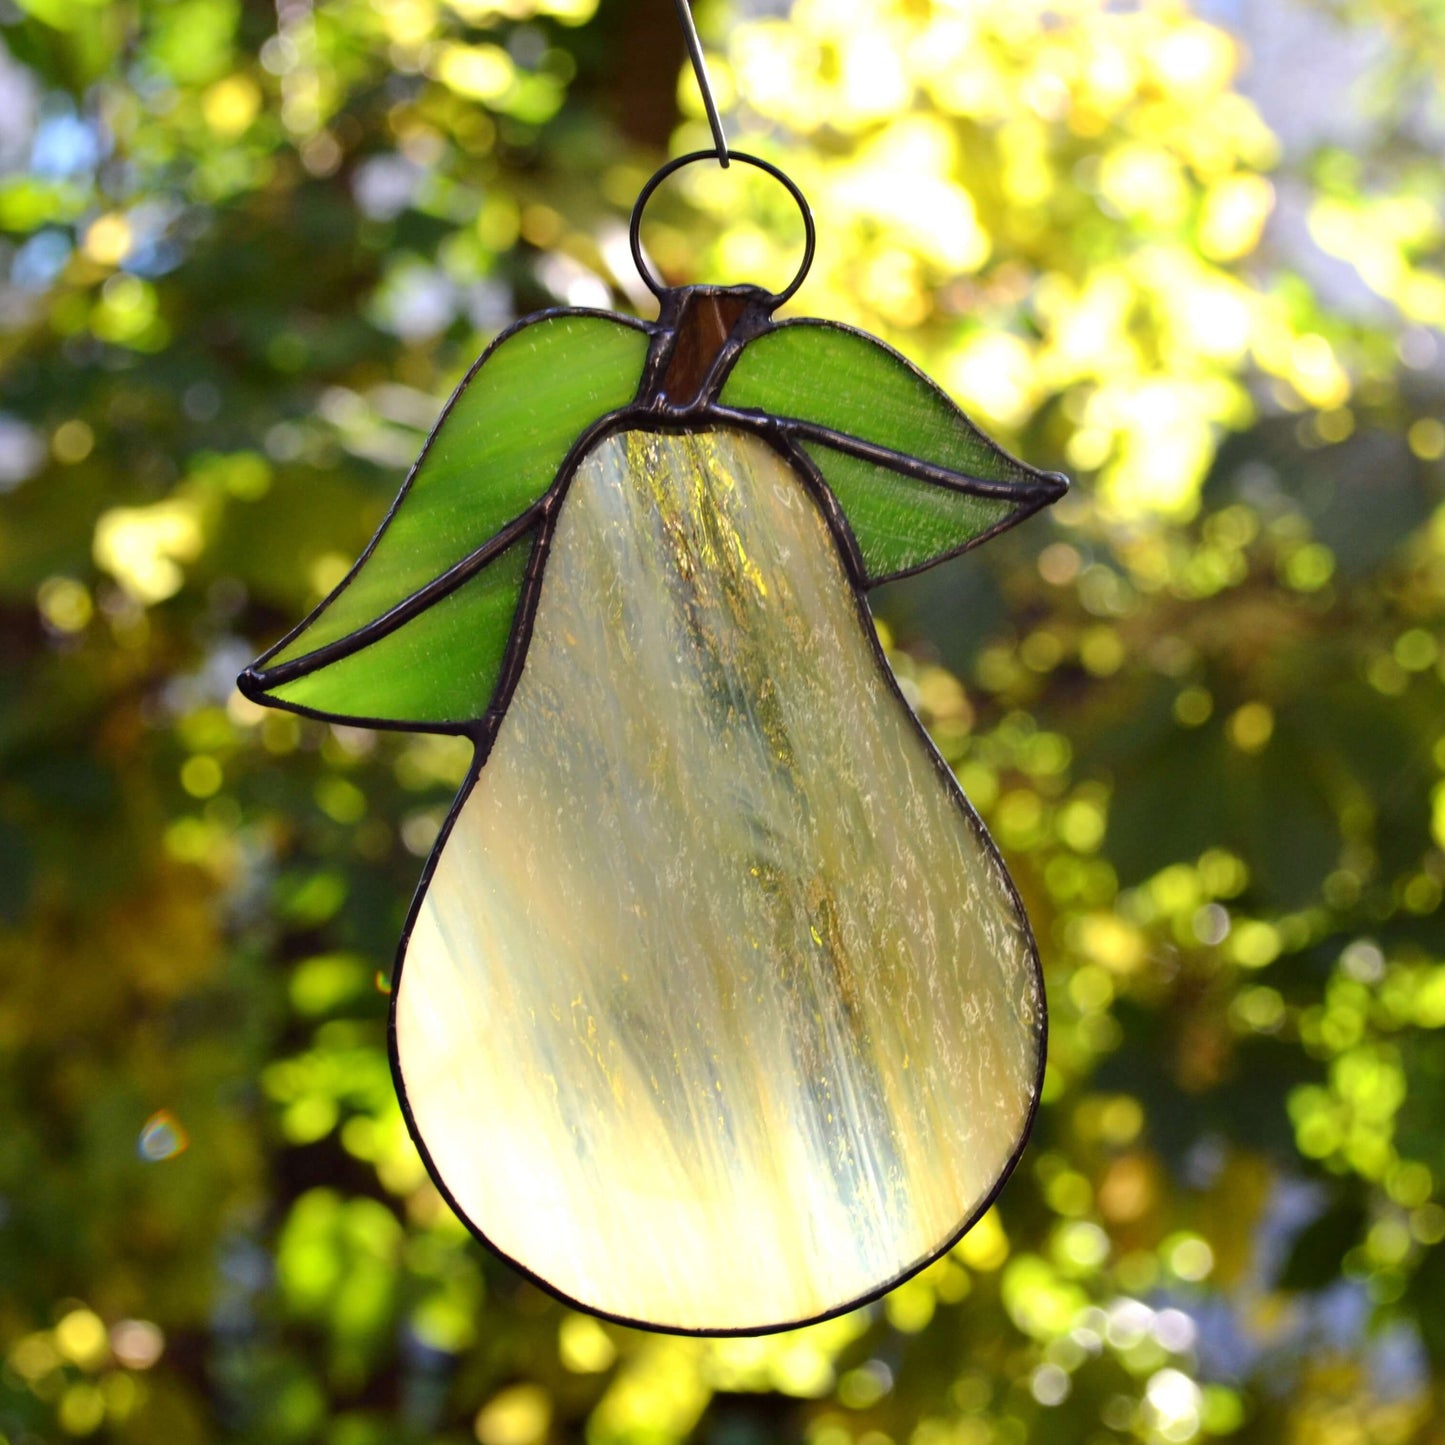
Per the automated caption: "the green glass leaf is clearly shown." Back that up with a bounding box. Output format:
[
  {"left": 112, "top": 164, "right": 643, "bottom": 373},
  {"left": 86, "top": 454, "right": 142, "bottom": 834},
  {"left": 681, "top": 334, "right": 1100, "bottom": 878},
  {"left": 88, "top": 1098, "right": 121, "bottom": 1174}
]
[
  {"left": 265, "top": 312, "right": 649, "bottom": 670},
  {"left": 798, "top": 442, "right": 1016, "bottom": 581},
  {"left": 267, "top": 530, "right": 533, "bottom": 727},
  {"left": 720, "top": 321, "right": 1064, "bottom": 582}
]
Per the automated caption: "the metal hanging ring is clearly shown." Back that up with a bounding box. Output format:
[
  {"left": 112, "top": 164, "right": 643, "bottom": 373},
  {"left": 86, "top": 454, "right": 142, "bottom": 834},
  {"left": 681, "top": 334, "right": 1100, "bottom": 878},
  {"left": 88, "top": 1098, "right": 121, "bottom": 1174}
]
[{"left": 629, "top": 149, "right": 816, "bottom": 307}]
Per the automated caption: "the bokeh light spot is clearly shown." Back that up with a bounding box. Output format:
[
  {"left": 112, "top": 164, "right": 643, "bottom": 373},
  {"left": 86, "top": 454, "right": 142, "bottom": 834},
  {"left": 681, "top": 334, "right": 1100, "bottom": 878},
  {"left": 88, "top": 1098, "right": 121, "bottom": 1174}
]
[{"left": 137, "top": 1110, "right": 189, "bottom": 1162}]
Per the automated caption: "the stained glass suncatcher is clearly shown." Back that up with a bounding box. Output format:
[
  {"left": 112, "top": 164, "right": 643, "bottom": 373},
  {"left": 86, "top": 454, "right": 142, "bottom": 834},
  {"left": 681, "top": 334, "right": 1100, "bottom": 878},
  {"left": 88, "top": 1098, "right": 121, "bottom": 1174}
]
[{"left": 240, "top": 152, "right": 1068, "bottom": 1335}]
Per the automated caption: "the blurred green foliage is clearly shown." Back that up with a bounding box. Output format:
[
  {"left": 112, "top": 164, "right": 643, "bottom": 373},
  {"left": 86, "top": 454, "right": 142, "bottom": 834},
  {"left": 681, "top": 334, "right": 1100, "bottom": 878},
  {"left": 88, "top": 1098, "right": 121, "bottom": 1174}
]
[{"left": 2, "top": 0, "right": 1445, "bottom": 1442}]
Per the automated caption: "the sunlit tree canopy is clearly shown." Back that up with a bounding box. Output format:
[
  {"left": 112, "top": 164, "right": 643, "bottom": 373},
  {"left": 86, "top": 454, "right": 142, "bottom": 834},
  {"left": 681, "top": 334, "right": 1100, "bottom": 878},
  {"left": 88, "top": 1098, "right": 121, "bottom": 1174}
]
[{"left": 2, "top": 0, "right": 1445, "bottom": 1440}]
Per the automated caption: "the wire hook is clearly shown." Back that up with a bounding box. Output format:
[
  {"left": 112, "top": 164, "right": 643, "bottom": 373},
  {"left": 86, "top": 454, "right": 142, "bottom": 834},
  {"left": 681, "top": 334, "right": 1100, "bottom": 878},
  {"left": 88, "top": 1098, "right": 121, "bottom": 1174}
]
[{"left": 672, "top": 0, "right": 729, "bottom": 167}]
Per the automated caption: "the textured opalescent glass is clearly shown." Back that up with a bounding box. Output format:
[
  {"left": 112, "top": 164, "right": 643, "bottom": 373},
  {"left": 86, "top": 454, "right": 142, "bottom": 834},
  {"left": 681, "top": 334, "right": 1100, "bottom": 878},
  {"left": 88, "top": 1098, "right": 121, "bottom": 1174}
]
[
  {"left": 273, "top": 532, "right": 532, "bottom": 724},
  {"left": 395, "top": 426, "right": 1041, "bottom": 1332},
  {"left": 801, "top": 441, "right": 1011, "bottom": 582},
  {"left": 269, "top": 314, "right": 648, "bottom": 668}
]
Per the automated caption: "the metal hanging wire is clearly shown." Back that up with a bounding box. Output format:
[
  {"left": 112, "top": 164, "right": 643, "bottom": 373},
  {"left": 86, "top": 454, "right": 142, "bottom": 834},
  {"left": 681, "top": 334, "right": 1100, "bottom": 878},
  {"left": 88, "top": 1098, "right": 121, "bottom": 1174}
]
[{"left": 672, "top": 0, "right": 729, "bottom": 167}]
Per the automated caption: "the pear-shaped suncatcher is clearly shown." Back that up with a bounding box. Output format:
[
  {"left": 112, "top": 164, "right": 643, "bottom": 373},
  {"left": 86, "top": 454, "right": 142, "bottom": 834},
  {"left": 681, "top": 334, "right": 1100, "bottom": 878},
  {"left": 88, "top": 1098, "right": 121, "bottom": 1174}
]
[{"left": 241, "top": 151, "right": 1067, "bottom": 1335}]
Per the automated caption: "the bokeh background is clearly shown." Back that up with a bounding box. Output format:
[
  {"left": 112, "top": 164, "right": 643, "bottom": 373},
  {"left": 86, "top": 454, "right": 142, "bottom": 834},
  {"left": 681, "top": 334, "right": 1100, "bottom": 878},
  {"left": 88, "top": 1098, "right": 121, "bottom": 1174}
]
[{"left": 3, "top": 0, "right": 1445, "bottom": 1440}]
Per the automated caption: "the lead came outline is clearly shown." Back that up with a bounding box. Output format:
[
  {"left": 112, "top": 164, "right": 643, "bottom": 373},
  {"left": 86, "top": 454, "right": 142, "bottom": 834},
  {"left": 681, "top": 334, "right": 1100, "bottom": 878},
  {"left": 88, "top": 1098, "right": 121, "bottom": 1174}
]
[{"left": 238, "top": 284, "right": 1062, "bottom": 1336}]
